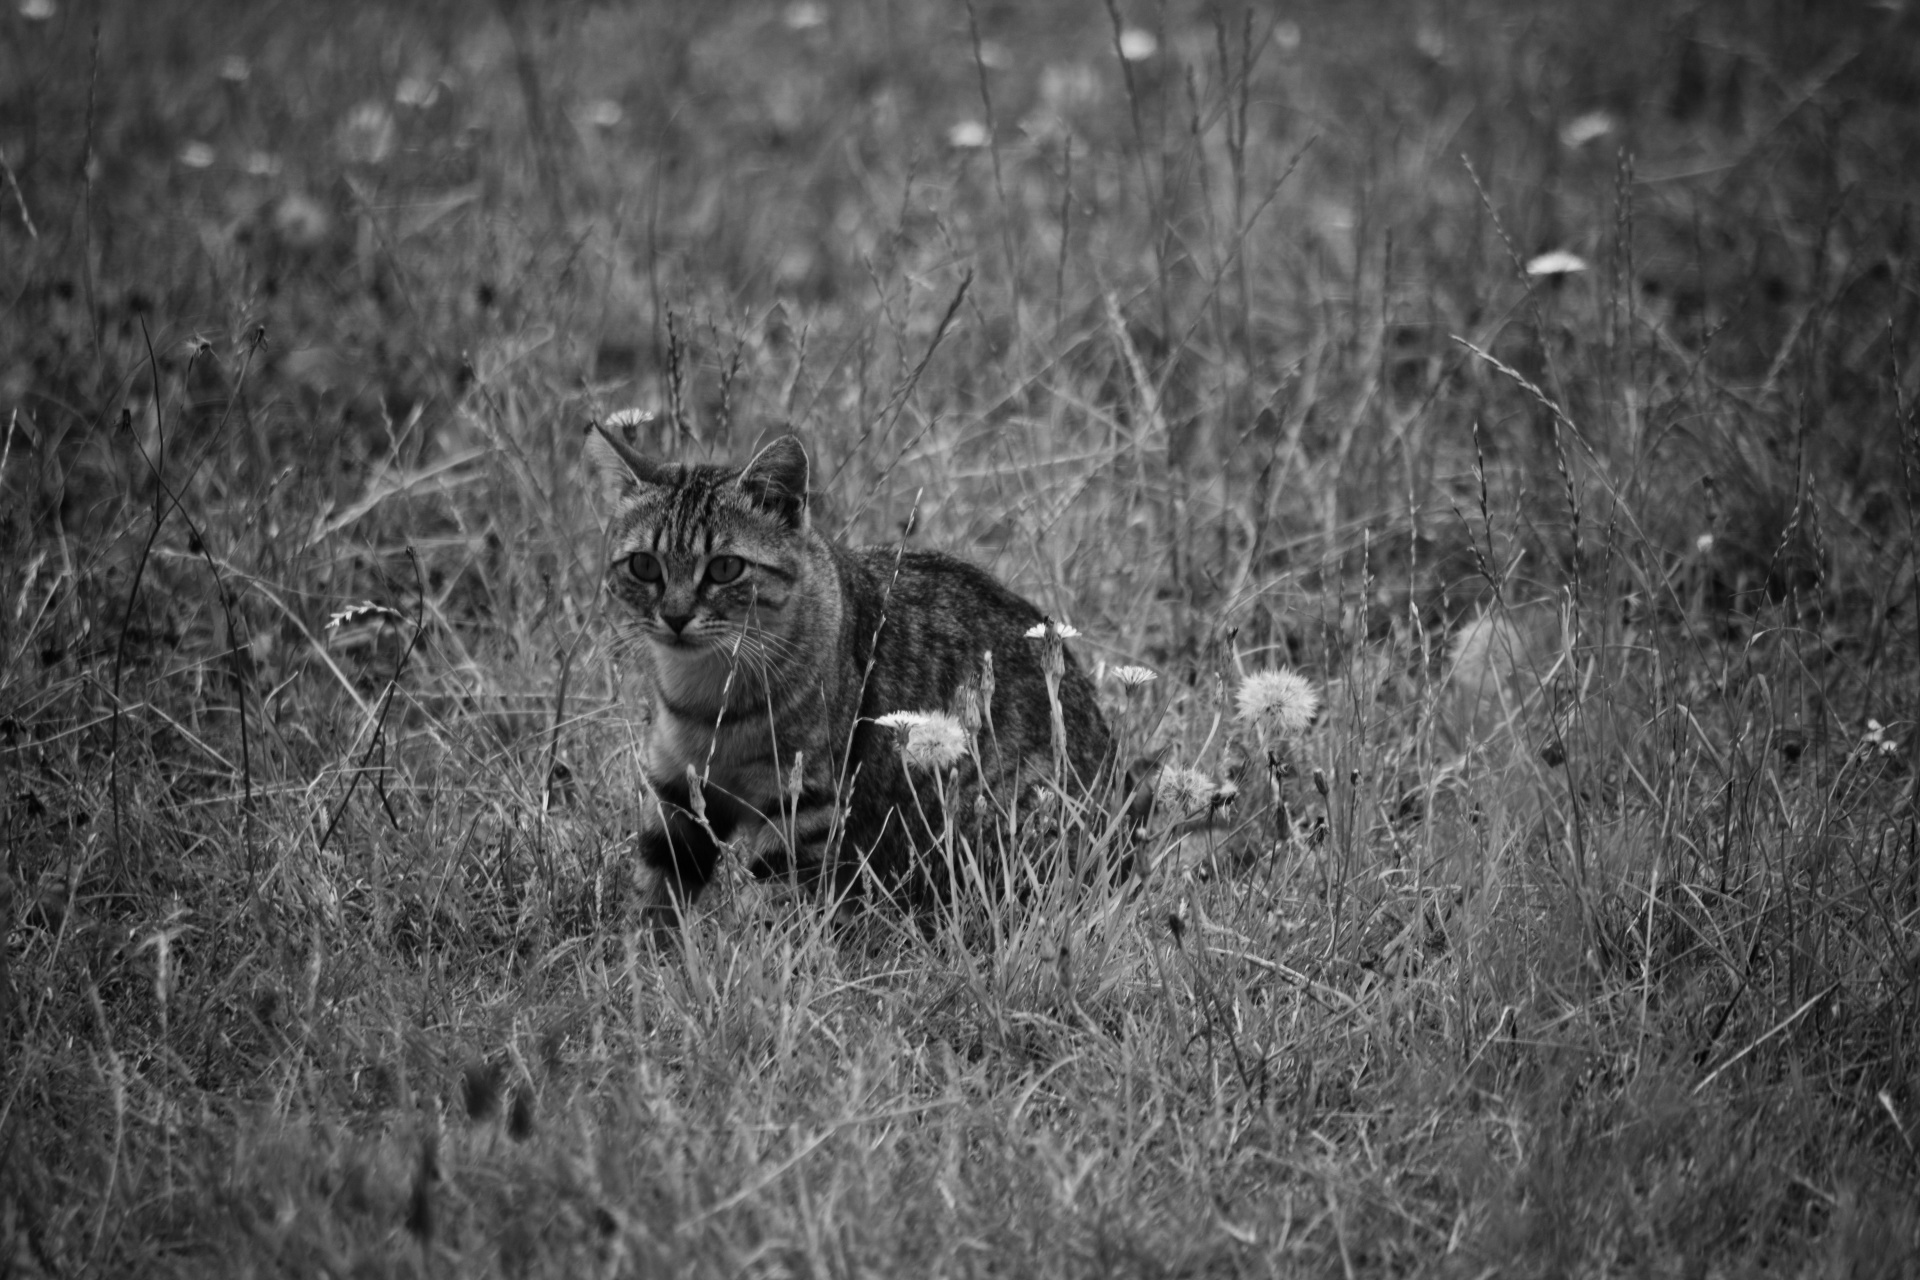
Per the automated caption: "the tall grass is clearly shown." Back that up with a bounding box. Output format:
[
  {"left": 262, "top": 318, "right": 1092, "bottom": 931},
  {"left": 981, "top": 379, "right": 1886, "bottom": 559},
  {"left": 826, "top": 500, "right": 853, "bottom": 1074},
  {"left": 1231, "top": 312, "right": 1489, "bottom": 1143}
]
[{"left": 3, "top": 0, "right": 1917, "bottom": 1273}]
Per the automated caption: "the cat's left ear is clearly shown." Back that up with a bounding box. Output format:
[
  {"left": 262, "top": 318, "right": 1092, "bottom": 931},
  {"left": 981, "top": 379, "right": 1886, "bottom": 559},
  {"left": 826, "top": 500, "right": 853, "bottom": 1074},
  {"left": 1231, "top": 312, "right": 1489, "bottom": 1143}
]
[
  {"left": 738, "top": 435, "right": 810, "bottom": 529},
  {"left": 584, "top": 410, "right": 672, "bottom": 503}
]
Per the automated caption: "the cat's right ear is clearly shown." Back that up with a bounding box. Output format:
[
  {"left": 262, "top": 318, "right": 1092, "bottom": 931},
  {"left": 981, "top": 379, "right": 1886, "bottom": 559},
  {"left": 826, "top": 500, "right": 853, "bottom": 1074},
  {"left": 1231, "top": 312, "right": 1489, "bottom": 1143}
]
[
  {"left": 737, "top": 434, "right": 810, "bottom": 529},
  {"left": 584, "top": 412, "right": 671, "bottom": 503}
]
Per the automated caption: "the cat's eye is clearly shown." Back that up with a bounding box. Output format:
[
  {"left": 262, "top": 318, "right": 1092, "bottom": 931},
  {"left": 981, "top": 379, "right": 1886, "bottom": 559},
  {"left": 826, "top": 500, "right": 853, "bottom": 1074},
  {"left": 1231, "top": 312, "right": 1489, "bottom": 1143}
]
[
  {"left": 705, "top": 555, "right": 746, "bottom": 585},
  {"left": 625, "top": 552, "right": 664, "bottom": 584}
]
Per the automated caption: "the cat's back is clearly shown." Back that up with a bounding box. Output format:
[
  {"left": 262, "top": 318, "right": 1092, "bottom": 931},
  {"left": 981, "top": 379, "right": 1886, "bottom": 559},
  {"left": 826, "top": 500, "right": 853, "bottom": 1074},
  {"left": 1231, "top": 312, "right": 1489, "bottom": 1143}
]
[
  {"left": 832, "top": 543, "right": 1109, "bottom": 774},
  {"left": 841, "top": 545, "right": 1048, "bottom": 647}
]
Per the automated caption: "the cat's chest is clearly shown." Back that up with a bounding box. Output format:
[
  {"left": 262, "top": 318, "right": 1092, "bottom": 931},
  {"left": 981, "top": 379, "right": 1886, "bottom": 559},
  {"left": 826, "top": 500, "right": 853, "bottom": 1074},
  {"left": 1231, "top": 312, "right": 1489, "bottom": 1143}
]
[{"left": 640, "top": 649, "right": 781, "bottom": 776}]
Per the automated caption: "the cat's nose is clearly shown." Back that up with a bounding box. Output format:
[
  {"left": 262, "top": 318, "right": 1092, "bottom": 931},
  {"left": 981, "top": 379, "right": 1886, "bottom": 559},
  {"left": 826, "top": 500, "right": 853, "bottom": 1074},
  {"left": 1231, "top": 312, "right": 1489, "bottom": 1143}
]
[{"left": 660, "top": 613, "right": 694, "bottom": 636}]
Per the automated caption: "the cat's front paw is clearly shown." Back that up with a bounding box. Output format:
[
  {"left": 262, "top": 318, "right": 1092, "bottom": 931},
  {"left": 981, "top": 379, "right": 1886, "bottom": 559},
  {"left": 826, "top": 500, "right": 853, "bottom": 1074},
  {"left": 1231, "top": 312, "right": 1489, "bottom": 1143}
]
[{"left": 633, "top": 866, "right": 693, "bottom": 942}]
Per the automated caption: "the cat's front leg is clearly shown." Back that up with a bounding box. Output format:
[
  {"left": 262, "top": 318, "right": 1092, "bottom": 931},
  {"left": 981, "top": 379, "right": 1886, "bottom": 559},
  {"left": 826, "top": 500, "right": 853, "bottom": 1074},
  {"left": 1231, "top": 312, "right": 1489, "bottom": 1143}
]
[{"left": 633, "top": 772, "right": 737, "bottom": 930}]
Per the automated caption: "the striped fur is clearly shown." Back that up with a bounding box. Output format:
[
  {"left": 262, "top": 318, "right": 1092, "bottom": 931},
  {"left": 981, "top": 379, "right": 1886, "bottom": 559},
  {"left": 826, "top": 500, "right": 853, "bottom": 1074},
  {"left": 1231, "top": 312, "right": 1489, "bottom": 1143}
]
[{"left": 585, "top": 414, "right": 1112, "bottom": 923}]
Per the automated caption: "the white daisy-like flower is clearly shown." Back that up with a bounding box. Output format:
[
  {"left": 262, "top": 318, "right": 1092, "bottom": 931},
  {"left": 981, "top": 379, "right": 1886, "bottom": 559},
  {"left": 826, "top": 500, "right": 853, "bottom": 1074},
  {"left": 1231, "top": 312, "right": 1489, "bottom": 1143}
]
[
  {"left": 395, "top": 75, "right": 443, "bottom": 109},
  {"left": 178, "top": 141, "right": 216, "bottom": 169},
  {"left": 1559, "top": 111, "right": 1615, "bottom": 148},
  {"left": 1024, "top": 620, "right": 1081, "bottom": 640},
  {"left": 1235, "top": 669, "right": 1321, "bottom": 738},
  {"left": 877, "top": 710, "right": 970, "bottom": 771},
  {"left": 1110, "top": 664, "right": 1158, "bottom": 689},
  {"left": 327, "top": 602, "right": 405, "bottom": 630},
  {"left": 579, "top": 99, "right": 623, "bottom": 129},
  {"left": 1525, "top": 250, "right": 1589, "bottom": 278},
  {"left": 948, "top": 120, "right": 990, "bottom": 149},
  {"left": 783, "top": 1, "right": 826, "bottom": 30},
  {"left": 1117, "top": 27, "right": 1158, "bottom": 60}
]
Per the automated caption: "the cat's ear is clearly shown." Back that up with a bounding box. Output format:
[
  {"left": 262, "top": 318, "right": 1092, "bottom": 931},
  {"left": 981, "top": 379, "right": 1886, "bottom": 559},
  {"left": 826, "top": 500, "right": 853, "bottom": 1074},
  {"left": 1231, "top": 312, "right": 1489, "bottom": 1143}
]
[
  {"left": 584, "top": 411, "right": 672, "bottom": 502},
  {"left": 737, "top": 435, "right": 810, "bottom": 528}
]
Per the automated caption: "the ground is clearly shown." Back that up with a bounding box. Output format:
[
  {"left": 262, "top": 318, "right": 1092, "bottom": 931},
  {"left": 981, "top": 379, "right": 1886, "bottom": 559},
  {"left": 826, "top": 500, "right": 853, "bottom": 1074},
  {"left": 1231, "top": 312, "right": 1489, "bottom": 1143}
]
[{"left": 3, "top": 0, "right": 1918, "bottom": 1274}]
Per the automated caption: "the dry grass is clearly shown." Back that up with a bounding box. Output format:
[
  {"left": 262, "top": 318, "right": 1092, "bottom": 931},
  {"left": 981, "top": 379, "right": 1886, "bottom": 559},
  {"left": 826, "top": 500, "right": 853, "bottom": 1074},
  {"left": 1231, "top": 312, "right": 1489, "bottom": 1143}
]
[{"left": 4, "top": 0, "right": 1919, "bottom": 1274}]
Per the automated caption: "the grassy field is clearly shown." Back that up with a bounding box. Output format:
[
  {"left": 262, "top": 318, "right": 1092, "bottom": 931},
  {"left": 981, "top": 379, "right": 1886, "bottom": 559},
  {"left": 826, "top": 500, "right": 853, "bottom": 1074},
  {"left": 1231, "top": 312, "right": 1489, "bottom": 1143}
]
[{"left": 4, "top": 0, "right": 1919, "bottom": 1273}]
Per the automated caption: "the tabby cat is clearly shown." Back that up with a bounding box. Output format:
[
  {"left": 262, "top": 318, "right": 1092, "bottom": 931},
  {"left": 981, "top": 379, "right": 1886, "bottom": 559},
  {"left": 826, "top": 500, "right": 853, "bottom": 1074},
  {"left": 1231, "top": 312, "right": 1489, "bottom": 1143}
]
[{"left": 585, "top": 410, "right": 1112, "bottom": 924}]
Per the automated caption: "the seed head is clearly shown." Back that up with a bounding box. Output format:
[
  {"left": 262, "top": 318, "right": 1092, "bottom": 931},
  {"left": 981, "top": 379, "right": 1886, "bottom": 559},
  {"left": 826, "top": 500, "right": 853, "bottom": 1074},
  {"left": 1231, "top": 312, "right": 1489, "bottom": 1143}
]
[
  {"left": 876, "top": 711, "right": 970, "bottom": 772},
  {"left": 1153, "top": 765, "right": 1235, "bottom": 815},
  {"left": 1235, "top": 669, "right": 1321, "bottom": 739}
]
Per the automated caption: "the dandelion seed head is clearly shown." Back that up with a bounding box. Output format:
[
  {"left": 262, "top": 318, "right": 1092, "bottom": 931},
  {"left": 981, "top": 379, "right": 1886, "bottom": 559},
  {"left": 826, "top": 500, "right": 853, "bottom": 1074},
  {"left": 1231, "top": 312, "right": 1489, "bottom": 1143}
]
[
  {"left": 395, "top": 74, "right": 441, "bottom": 109},
  {"left": 1153, "top": 766, "right": 1209, "bottom": 811},
  {"left": 783, "top": 1, "right": 826, "bottom": 30},
  {"left": 272, "top": 191, "right": 331, "bottom": 248},
  {"left": 339, "top": 102, "right": 396, "bottom": 165},
  {"left": 1235, "top": 669, "right": 1321, "bottom": 738},
  {"left": 879, "top": 710, "right": 970, "bottom": 771},
  {"left": 1153, "top": 766, "right": 1234, "bottom": 814},
  {"left": 580, "top": 99, "right": 623, "bottom": 129}
]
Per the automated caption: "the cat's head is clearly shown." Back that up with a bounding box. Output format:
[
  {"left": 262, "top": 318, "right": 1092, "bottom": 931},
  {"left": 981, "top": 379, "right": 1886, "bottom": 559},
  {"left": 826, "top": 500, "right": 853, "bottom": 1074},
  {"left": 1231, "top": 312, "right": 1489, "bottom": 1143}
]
[{"left": 585, "top": 412, "right": 813, "bottom": 659}]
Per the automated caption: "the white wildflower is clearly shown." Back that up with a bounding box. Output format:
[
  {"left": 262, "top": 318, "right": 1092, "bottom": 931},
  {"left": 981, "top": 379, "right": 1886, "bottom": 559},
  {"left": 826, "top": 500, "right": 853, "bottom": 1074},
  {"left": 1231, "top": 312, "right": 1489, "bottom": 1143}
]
[
  {"left": 338, "top": 102, "right": 396, "bottom": 165},
  {"left": 326, "top": 602, "right": 404, "bottom": 630},
  {"left": 178, "top": 141, "right": 216, "bottom": 169},
  {"left": 1153, "top": 766, "right": 1212, "bottom": 812},
  {"left": 948, "top": 120, "right": 990, "bottom": 149},
  {"left": 1235, "top": 669, "right": 1321, "bottom": 738},
  {"left": 579, "top": 99, "right": 623, "bottom": 129},
  {"left": 1153, "top": 766, "right": 1235, "bottom": 815},
  {"left": 1559, "top": 111, "right": 1615, "bottom": 148},
  {"left": 606, "top": 407, "right": 658, "bottom": 431},
  {"left": 272, "top": 192, "right": 331, "bottom": 248},
  {"left": 1110, "top": 664, "right": 1158, "bottom": 689},
  {"left": 877, "top": 710, "right": 970, "bottom": 772},
  {"left": 1024, "top": 619, "right": 1081, "bottom": 640},
  {"left": 783, "top": 1, "right": 826, "bottom": 30},
  {"left": 1117, "top": 28, "right": 1158, "bottom": 61},
  {"left": 395, "top": 75, "right": 442, "bottom": 109},
  {"left": 1525, "top": 250, "right": 1589, "bottom": 278}
]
